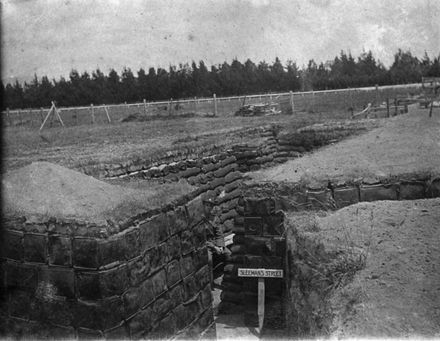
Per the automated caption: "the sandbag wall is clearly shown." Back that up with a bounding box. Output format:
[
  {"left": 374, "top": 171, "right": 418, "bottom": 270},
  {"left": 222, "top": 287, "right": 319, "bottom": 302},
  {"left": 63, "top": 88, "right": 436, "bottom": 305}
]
[
  {"left": 219, "top": 196, "right": 288, "bottom": 330},
  {"left": 221, "top": 175, "right": 440, "bottom": 334},
  {"left": 97, "top": 125, "right": 289, "bottom": 244},
  {"left": 79, "top": 126, "right": 281, "bottom": 179},
  {"left": 1, "top": 196, "right": 214, "bottom": 340}
]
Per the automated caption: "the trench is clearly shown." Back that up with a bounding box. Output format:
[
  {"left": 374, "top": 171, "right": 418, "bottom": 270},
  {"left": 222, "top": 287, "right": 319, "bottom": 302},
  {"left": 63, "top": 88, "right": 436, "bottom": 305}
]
[
  {"left": 100, "top": 113, "right": 439, "bottom": 338},
  {"left": 102, "top": 115, "right": 440, "bottom": 338},
  {"left": 3, "top": 109, "right": 439, "bottom": 339}
]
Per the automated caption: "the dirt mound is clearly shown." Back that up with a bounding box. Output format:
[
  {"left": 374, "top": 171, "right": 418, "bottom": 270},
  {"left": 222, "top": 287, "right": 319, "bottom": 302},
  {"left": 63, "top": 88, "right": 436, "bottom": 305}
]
[
  {"left": 287, "top": 198, "right": 440, "bottom": 338},
  {"left": 252, "top": 109, "right": 440, "bottom": 184},
  {"left": 2, "top": 162, "right": 189, "bottom": 225}
]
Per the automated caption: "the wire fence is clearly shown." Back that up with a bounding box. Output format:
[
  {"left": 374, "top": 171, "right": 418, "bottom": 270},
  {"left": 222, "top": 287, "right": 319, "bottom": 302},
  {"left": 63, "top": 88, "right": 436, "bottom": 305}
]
[{"left": 2, "top": 83, "right": 422, "bottom": 129}]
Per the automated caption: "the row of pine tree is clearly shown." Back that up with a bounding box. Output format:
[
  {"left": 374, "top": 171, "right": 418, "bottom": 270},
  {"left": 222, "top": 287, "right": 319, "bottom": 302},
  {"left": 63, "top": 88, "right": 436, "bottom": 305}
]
[{"left": 2, "top": 49, "right": 440, "bottom": 110}]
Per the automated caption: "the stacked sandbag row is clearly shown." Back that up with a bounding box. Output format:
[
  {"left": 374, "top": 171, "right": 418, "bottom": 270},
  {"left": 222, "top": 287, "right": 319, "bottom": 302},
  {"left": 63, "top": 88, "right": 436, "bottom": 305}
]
[
  {"left": 232, "top": 128, "right": 292, "bottom": 173},
  {"left": 219, "top": 197, "right": 287, "bottom": 330},
  {"left": 217, "top": 197, "right": 245, "bottom": 313},
  {"left": 81, "top": 125, "right": 277, "bottom": 179},
  {"left": 2, "top": 170, "right": 215, "bottom": 339}
]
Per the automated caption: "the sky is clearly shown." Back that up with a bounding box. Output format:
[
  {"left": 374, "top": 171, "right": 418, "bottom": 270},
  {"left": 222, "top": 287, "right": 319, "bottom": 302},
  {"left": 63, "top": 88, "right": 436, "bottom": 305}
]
[{"left": 1, "top": 0, "right": 440, "bottom": 83}]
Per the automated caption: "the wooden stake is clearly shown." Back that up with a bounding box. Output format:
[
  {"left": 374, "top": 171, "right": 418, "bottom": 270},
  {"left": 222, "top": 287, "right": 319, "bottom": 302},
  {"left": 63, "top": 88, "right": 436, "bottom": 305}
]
[
  {"left": 375, "top": 84, "right": 379, "bottom": 106},
  {"left": 91, "top": 104, "right": 95, "bottom": 124},
  {"left": 258, "top": 277, "right": 265, "bottom": 333},
  {"left": 290, "top": 91, "right": 294, "bottom": 113},
  {"left": 55, "top": 108, "right": 65, "bottom": 127},
  {"left": 429, "top": 99, "right": 434, "bottom": 118},
  {"left": 386, "top": 98, "right": 390, "bottom": 117},
  {"left": 104, "top": 105, "right": 111, "bottom": 123},
  {"left": 143, "top": 99, "right": 147, "bottom": 115},
  {"left": 6, "top": 108, "right": 10, "bottom": 126},
  {"left": 213, "top": 93, "right": 217, "bottom": 116},
  {"left": 39, "top": 103, "right": 55, "bottom": 131},
  {"left": 194, "top": 97, "right": 197, "bottom": 113}
]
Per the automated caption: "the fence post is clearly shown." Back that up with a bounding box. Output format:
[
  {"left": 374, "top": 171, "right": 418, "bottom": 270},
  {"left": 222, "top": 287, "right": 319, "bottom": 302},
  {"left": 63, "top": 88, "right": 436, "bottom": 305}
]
[
  {"left": 104, "top": 105, "right": 111, "bottom": 123},
  {"left": 91, "top": 104, "right": 95, "bottom": 124},
  {"left": 394, "top": 98, "right": 398, "bottom": 116},
  {"left": 289, "top": 91, "right": 294, "bottom": 114},
  {"left": 375, "top": 84, "right": 379, "bottom": 106},
  {"left": 143, "top": 99, "right": 147, "bottom": 115},
  {"left": 6, "top": 108, "right": 10, "bottom": 126},
  {"left": 213, "top": 93, "right": 217, "bottom": 116},
  {"left": 194, "top": 97, "right": 197, "bottom": 113},
  {"left": 312, "top": 91, "right": 315, "bottom": 112},
  {"left": 386, "top": 98, "right": 390, "bottom": 117},
  {"left": 168, "top": 98, "right": 172, "bottom": 116}
]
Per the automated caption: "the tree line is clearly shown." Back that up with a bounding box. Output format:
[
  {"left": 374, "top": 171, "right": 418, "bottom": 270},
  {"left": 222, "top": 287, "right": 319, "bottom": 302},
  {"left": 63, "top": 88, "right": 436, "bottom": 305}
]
[{"left": 2, "top": 49, "right": 440, "bottom": 110}]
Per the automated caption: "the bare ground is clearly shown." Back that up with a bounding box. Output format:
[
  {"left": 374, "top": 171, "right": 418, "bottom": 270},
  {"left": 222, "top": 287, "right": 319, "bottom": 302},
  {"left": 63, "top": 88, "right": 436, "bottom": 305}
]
[
  {"left": 288, "top": 198, "right": 440, "bottom": 338},
  {"left": 2, "top": 162, "right": 194, "bottom": 225},
  {"left": 251, "top": 107, "right": 440, "bottom": 185}
]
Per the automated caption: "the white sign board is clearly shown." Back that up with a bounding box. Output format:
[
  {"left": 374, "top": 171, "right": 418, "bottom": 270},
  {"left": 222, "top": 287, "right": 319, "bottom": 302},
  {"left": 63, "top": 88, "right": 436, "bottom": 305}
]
[{"left": 238, "top": 268, "right": 283, "bottom": 278}]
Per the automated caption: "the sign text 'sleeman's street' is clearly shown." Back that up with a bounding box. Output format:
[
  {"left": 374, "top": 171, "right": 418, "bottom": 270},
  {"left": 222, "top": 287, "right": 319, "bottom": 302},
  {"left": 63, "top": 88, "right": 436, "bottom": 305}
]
[{"left": 238, "top": 268, "right": 283, "bottom": 278}]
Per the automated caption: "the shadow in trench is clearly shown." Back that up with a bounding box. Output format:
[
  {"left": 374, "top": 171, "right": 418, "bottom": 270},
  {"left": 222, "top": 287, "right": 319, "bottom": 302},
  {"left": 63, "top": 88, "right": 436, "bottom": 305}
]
[{"left": 212, "top": 276, "right": 261, "bottom": 340}]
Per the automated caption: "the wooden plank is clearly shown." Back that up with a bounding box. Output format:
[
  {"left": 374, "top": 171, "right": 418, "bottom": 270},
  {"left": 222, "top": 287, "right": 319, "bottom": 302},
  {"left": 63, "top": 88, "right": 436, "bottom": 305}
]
[
  {"left": 258, "top": 277, "right": 265, "bottom": 332},
  {"left": 55, "top": 108, "right": 65, "bottom": 127},
  {"left": 39, "top": 103, "right": 54, "bottom": 131},
  {"left": 104, "top": 105, "right": 111, "bottom": 123}
]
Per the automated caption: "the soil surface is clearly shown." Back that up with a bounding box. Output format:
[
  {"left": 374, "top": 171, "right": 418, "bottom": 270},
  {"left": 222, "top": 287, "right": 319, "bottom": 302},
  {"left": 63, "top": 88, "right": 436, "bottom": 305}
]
[
  {"left": 2, "top": 161, "right": 193, "bottom": 225},
  {"left": 3, "top": 111, "right": 352, "bottom": 172},
  {"left": 251, "top": 107, "right": 440, "bottom": 185},
  {"left": 287, "top": 198, "right": 440, "bottom": 338}
]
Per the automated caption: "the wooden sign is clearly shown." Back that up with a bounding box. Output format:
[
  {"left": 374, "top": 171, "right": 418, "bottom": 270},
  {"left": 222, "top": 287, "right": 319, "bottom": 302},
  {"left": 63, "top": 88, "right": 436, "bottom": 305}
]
[
  {"left": 238, "top": 268, "right": 284, "bottom": 333},
  {"left": 238, "top": 268, "right": 283, "bottom": 278}
]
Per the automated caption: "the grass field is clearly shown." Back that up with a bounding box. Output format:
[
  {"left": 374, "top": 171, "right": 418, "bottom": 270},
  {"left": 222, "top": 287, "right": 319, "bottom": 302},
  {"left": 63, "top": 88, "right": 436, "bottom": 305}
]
[
  {"left": 3, "top": 110, "right": 354, "bottom": 172},
  {"left": 3, "top": 85, "right": 421, "bottom": 129}
]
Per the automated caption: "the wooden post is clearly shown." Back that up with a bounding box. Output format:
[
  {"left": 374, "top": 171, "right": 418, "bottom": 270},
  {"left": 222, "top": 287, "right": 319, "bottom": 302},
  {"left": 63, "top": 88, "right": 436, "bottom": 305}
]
[
  {"left": 91, "top": 104, "right": 95, "bottom": 124},
  {"left": 394, "top": 98, "right": 398, "bottom": 116},
  {"left": 104, "top": 105, "right": 111, "bottom": 123},
  {"left": 213, "top": 94, "right": 218, "bottom": 116},
  {"left": 312, "top": 91, "right": 315, "bottom": 112},
  {"left": 6, "top": 108, "right": 10, "bottom": 126},
  {"left": 386, "top": 98, "right": 390, "bottom": 117},
  {"left": 168, "top": 99, "right": 172, "bottom": 116},
  {"left": 40, "top": 107, "right": 44, "bottom": 123},
  {"left": 143, "top": 99, "right": 147, "bottom": 115},
  {"left": 349, "top": 89, "right": 354, "bottom": 111},
  {"left": 258, "top": 278, "right": 265, "bottom": 332},
  {"left": 55, "top": 109, "right": 65, "bottom": 127},
  {"left": 375, "top": 84, "right": 379, "bottom": 106},
  {"left": 39, "top": 103, "right": 55, "bottom": 131},
  {"left": 238, "top": 268, "right": 284, "bottom": 335},
  {"left": 289, "top": 91, "right": 294, "bottom": 114},
  {"left": 429, "top": 99, "right": 434, "bottom": 118},
  {"left": 194, "top": 97, "right": 197, "bottom": 113}
]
